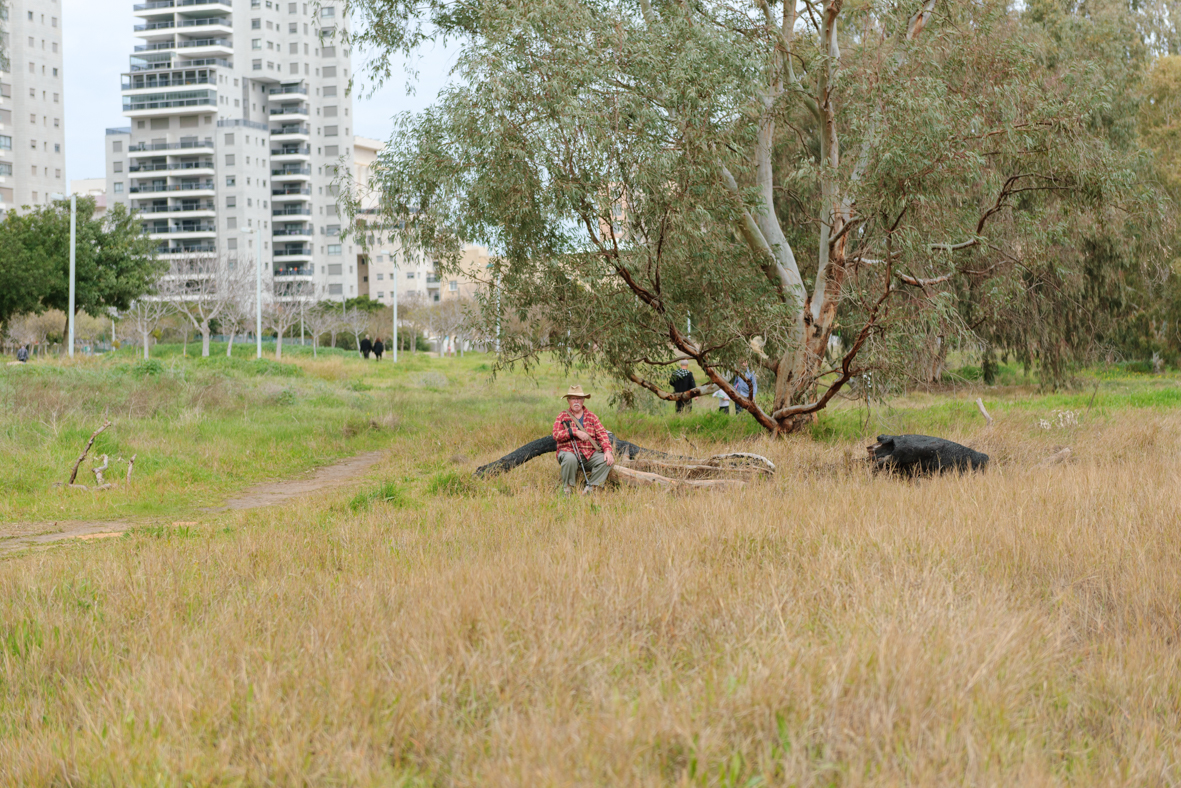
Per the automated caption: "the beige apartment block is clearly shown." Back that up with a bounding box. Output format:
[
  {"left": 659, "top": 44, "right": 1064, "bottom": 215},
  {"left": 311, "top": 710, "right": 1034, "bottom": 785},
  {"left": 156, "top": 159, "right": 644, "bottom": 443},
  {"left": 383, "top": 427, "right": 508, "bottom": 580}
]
[
  {"left": 0, "top": 0, "right": 67, "bottom": 211},
  {"left": 353, "top": 136, "right": 489, "bottom": 307},
  {"left": 70, "top": 177, "right": 107, "bottom": 219}
]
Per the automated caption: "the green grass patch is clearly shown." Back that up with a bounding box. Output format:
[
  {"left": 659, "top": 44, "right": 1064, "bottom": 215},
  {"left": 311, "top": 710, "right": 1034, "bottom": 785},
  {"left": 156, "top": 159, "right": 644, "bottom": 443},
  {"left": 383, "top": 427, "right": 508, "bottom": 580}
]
[{"left": 348, "top": 481, "right": 412, "bottom": 512}]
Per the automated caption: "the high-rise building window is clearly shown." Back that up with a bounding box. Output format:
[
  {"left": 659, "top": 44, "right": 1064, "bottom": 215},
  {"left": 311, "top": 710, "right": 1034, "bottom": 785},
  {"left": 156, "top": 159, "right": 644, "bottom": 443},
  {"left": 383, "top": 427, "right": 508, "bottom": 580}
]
[
  {"left": 113, "top": 183, "right": 123, "bottom": 193},
  {"left": 226, "top": 196, "right": 236, "bottom": 207},
  {"left": 252, "top": 18, "right": 261, "bottom": 28},
  {"left": 54, "top": 144, "right": 60, "bottom": 153},
  {"left": 327, "top": 244, "right": 342, "bottom": 256},
  {"left": 252, "top": 39, "right": 261, "bottom": 49},
  {"left": 0, "top": 163, "right": 11, "bottom": 175},
  {"left": 53, "top": 93, "right": 59, "bottom": 102},
  {"left": 225, "top": 154, "right": 235, "bottom": 165},
  {"left": 253, "top": 59, "right": 262, "bottom": 70},
  {"left": 226, "top": 176, "right": 235, "bottom": 186},
  {"left": 227, "top": 217, "right": 237, "bottom": 229},
  {"left": 55, "top": 169, "right": 61, "bottom": 178},
  {"left": 321, "top": 6, "right": 334, "bottom": 16},
  {"left": 113, "top": 161, "right": 122, "bottom": 172},
  {"left": 0, "top": 136, "right": 12, "bottom": 151}
]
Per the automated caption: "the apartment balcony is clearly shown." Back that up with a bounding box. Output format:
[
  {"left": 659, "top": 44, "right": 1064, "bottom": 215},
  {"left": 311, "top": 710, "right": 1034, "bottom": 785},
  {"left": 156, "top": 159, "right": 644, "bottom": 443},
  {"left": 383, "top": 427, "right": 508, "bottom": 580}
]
[
  {"left": 134, "top": 0, "right": 231, "bottom": 16},
  {"left": 158, "top": 242, "right": 218, "bottom": 256},
  {"left": 130, "top": 181, "right": 216, "bottom": 196},
  {"left": 176, "top": 17, "right": 232, "bottom": 33},
  {"left": 271, "top": 165, "right": 312, "bottom": 182},
  {"left": 176, "top": 38, "right": 234, "bottom": 57},
  {"left": 123, "top": 69, "right": 217, "bottom": 92},
  {"left": 274, "top": 247, "right": 312, "bottom": 260},
  {"left": 128, "top": 139, "right": 214, "bottom": 156},
  {"left": 271, "top": 146, "right": 311, "bottom": 162},
  {"left": 269, "top": 84, "right": 308, "bottom": 97},
  {"left": 135, "top": 202, "right": 217, "bottom": 217},
  {"left": 273, "top": 206, "right": 312, "bottom": 217},
  {"left": 274, "top": 264, "right": 314, "bottom": 278},
  {"left": 123, "top": 90, "right": 216, "bottom": 116},
  {"left": 133, "top": 20, "right": 175, "bottom": 33},
  {"left": 272, "top": 185, "right": 312, "bottom": 198},
  {"left": 271, "top": 125, "right": 311, "bottom": 140},
  {"left": 144, "top": 220, "right": 217, "bottom": 231},
  {"left": 130, "top": 160, "right": 215, "bottom": 174},
  {"left": 272, "top": 225, "right": 313, "bottom": 238},
  {"left": 134, "top": 40, "right": 178, "bottom": 53},
  {"left": 269, "top": 104, "right": 309, "bottom": 118},
  {"left": 146, "top": 225, "right": 219, "bottom": 240}
]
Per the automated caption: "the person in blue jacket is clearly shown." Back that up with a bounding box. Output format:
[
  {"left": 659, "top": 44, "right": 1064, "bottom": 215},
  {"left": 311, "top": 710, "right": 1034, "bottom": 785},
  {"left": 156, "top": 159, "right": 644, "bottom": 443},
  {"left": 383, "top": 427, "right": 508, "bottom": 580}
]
[{"left": 732, "top": 361, "right": 757, "bottom": 412}]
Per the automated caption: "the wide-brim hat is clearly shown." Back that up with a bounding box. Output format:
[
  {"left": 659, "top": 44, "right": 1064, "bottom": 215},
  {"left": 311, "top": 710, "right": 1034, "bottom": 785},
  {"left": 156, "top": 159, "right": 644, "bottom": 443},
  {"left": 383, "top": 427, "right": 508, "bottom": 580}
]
[{"left": 562, "top": 385, "right": 591, "bottom": 400}]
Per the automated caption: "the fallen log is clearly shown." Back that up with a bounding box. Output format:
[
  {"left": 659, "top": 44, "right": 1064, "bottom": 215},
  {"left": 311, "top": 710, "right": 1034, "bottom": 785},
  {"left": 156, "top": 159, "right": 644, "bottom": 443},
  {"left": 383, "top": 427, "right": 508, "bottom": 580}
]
[
  {"left": 625, "top": 457, "right": 769, "bottom": 480},
  {"left": 610, "top": 465, "right": 746, "bottom": 491},
  {"left": 474, "top": 432, "right": 667, "bottom": 478},
  {"left": 868, "top": 434, "right": 989, "bottom": 475}
]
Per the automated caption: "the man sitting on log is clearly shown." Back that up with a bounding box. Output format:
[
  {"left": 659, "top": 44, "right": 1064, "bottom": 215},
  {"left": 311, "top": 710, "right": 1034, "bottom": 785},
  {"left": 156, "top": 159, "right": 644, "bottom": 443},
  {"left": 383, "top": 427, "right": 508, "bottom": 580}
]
[{"left": 553, "top": 385, "right": 615, "bottom": 495}]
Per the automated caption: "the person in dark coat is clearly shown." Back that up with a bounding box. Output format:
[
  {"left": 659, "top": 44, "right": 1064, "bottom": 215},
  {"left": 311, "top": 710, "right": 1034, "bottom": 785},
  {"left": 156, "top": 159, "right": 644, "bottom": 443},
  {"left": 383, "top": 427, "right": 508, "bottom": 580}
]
[
  {"left": 669, "top": 359, "right": 696, "bottom": 413},
  {"left": 16, "top": 345, "right": 29, "bottom": 363},
  {"left": 373, "top": 338, "right": 384, "bottom": 361},
  {"left": 360, "top": 335, "right": 372, "bottom": 359}
]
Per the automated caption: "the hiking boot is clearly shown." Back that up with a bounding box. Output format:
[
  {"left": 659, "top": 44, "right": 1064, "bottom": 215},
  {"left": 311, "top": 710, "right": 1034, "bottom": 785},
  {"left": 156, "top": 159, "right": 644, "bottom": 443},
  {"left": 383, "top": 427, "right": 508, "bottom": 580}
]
[{"left": 562, "top": 485, "right": 574, "bottom": 496}]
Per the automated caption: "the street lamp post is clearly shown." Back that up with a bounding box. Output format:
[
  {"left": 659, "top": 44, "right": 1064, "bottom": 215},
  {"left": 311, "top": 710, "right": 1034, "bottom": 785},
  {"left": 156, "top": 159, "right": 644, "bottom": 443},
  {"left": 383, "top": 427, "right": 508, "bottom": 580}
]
[
  {"left": 392, "top": 251, "right": 399, "bottom": 363},
  {"left": 242, "top": 227, "right": 259, "bottom": 359},
  {"left": 51, "top": 193, "right": 77, "bottom": 357}
]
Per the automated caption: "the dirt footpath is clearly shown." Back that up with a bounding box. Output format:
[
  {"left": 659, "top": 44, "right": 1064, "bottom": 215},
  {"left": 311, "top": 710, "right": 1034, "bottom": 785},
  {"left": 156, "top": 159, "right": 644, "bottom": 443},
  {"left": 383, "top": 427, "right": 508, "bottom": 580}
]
[{"left": 0, "top": 451, "right": 385, "bottom": 555}]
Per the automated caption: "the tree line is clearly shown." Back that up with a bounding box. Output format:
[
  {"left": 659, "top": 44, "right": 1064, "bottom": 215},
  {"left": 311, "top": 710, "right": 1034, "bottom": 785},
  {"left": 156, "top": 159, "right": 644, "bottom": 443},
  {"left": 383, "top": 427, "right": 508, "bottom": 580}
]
[{"left": 347, "top": 0, "right": 1181, "bottom": 433}]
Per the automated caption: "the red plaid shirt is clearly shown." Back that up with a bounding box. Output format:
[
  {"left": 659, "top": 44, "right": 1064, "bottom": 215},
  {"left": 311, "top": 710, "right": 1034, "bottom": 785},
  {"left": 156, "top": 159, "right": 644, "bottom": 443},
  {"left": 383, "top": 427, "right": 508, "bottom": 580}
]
[{"left": 553, "top": 409, "right": 612, "bottom": 461}]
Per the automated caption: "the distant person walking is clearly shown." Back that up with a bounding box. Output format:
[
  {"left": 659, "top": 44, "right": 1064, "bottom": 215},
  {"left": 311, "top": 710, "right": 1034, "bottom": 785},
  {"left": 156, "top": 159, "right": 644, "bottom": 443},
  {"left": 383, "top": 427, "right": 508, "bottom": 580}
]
[
  {"left": 373, "top": 338, "right": 384, "bottom": 361},
  {"left": 553, "top": 385, "right": 614, "bottom": 495},
  {"left": 733, "top": 361, "right": 757, "bottom": 412},
  {"left": 16, "top": 345, "right": 29, "bottom": 363},
  {"left": 669, "top": 359, "right": 696, "bottom": 413},
  {"left": 360, "top": 335, "right": 372, "bottom": 359}
]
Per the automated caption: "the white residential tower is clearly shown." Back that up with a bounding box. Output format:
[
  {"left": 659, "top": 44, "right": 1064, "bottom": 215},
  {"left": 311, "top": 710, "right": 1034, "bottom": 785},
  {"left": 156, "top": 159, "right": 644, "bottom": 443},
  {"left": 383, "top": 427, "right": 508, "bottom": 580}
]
[
  {"left": 0, "top": 0, "right": 67, "bottom": 211},
  {"left": 106, "top": 0, "right": 357, "bottom": 298}
]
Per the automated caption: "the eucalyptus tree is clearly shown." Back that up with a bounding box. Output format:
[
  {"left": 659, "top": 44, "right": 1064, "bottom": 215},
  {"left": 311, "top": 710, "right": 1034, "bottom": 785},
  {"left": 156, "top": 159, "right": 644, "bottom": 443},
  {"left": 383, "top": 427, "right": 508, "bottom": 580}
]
[{"left": 345, "top": 0, "right": 1158, "bottom": 433}]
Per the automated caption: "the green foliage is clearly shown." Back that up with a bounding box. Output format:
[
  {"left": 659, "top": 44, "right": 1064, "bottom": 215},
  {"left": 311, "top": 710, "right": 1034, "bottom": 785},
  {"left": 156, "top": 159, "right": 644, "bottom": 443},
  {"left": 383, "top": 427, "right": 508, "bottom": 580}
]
[
  {"left": 345, "top": 0, "right": 1165, "bottom": 430},
  {"left": 348, "top": 482, "right": 410, "bottom": 512},
  {"left": 131, "top": 359, "right": 164, "bottom": 377},
  {"left": 0, "top": 197, "right": 162, "bottom": 330},
  {"left": 344, "top": 295, "right": 385, "bottom": 313}
]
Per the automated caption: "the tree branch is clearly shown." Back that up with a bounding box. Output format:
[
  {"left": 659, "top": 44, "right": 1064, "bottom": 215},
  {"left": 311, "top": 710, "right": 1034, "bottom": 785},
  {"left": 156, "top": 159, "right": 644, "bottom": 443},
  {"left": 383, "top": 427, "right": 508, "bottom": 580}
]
[{"left": 906, "top": 0, "right": 938, "bottom": 40}]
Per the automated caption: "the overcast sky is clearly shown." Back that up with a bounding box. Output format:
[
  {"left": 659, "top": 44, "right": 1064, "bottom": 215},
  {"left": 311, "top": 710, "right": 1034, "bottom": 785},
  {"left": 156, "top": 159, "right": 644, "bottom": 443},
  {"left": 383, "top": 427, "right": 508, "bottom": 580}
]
[{"left": 61, "top": 0, "right": 457, "bottom": 182}]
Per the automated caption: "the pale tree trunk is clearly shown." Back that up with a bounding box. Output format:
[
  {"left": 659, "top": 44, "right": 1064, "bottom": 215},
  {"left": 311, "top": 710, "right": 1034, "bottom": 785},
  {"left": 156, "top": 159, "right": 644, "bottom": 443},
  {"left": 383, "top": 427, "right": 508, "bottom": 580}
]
[
  {"left": 226, "top": 330, "right": 236, "bottom": 357},
  {"left": 200, "top": 322, "right": 212, "bottom": 357},
  {"left": 275, "top": 330, "right": 284, "bottom": 359},
  {"left": 312, "top": 334, "right": 318, "bottom": 358},
  {"left": 141, "top": 331, "right": 150, "bottom": 360}
]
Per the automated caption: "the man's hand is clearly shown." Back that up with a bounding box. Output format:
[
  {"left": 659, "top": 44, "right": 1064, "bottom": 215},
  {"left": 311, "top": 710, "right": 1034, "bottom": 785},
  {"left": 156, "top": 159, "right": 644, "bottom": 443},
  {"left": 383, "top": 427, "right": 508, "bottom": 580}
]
[
  {"left": 604, "top": 450, "right": 615, "bottom": 467},
  {"left": 572, "top": 428, "right": 591, "bottom": 442}
]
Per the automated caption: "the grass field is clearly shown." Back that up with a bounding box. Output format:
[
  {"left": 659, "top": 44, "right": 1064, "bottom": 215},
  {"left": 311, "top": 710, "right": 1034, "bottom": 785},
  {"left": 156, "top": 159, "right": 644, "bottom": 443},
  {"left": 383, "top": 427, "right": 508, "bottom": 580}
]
[{"left": 2, "top": 348, "right": 1180, "bottom": 785}]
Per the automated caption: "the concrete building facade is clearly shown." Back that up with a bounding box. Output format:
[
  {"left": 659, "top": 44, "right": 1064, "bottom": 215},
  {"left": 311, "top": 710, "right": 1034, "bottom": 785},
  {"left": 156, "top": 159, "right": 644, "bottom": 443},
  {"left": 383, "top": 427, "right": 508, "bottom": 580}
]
[
  {"left": 352, "top": 136, "right": 489, "bottom": 308},
  {"left": 105, "top": 0, "right": 356, "bottom": 297},
  {"left": 70, "top": 177, "right": 108, "bottom": 220},
  {"left": 0, "top": 0, "right": 68, "bottom": 211}
]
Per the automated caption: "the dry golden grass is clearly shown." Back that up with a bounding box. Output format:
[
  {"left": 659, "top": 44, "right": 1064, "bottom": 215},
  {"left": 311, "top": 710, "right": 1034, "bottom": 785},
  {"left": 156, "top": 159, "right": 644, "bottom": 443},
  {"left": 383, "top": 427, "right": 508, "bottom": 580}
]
[{"left": 2, "top": 372, "right": 1181, "bottom": 784}]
